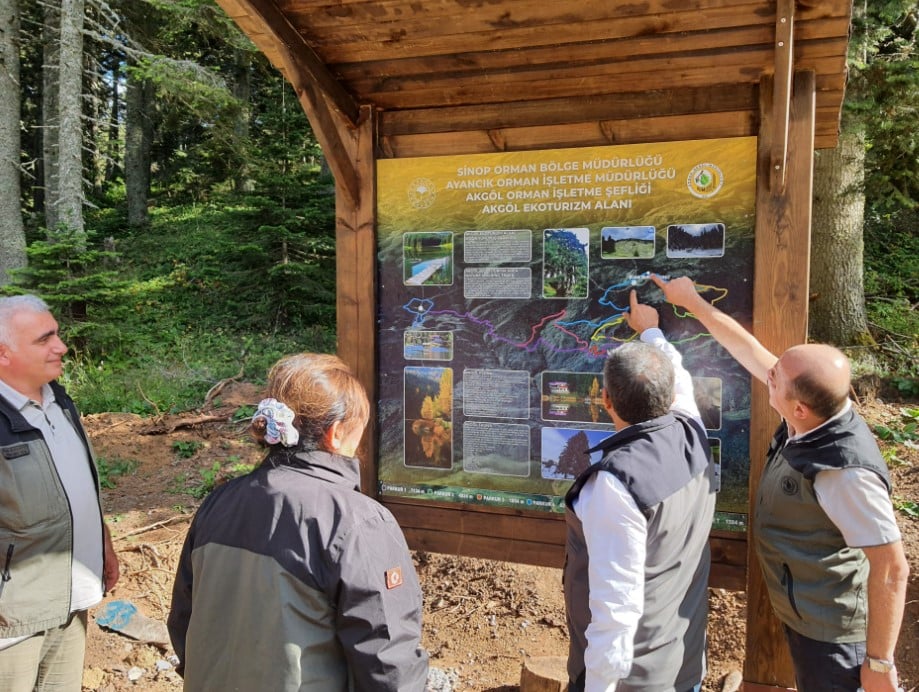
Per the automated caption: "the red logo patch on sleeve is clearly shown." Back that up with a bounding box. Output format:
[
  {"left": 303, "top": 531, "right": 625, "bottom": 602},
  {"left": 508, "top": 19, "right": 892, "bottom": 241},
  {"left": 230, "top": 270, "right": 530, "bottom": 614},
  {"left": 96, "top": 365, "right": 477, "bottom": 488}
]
[{"left": 385, "top": 567, "right": 403, "bottom": 589}]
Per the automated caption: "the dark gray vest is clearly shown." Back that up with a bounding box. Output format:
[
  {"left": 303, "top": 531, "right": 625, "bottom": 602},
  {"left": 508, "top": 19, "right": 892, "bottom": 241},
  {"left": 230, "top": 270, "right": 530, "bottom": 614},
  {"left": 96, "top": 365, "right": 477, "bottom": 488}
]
[{"left": 564, "top": 412, "right": 715, "bottom": 691}]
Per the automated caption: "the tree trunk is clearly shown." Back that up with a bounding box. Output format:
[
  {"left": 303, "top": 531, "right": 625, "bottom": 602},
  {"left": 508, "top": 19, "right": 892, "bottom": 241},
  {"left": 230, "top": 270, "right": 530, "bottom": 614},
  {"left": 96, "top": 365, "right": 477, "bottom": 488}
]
[
  {"left": 232, "top": 48, "right": 253, "bottom": 193},
  {"left": 84, "top": 27, "right": 103, "bottom": 198},
  {"left": 809, "top": 129, "right": 873, "bottom": 347},
  {"left": 0, "top": 0, "right": 26, "bottom": 285},
  {"left": 55, "top": 0, "right": 85, "bottom": 235},
  {"left": 105, "top": 49, "right": 120, "bottom": 184},
  {"left": 125, "top": 67, "right": 153, "bottom": 227},
  {"left": 42, "top": 0, "right": 61, "bottom": 230}
]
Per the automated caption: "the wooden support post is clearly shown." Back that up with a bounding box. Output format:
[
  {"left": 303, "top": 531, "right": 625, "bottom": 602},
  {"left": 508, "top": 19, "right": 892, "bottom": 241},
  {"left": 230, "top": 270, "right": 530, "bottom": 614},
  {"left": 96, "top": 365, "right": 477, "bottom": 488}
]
[
  {"left": 333, "top": 105, "right": 378, "bottom": 496},
  {"left": 770, "top": 0, "right": 795, "bottom": 192},
  {"left": 745, "top": 69, "right": 815, "bottom": 690}
]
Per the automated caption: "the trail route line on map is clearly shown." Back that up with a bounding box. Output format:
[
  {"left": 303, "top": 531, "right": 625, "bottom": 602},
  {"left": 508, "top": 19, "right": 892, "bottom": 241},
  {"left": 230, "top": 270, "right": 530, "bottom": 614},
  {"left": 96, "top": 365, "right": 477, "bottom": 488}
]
[{"left": 401, "top": 274, "right": 729, "bottom": 359}]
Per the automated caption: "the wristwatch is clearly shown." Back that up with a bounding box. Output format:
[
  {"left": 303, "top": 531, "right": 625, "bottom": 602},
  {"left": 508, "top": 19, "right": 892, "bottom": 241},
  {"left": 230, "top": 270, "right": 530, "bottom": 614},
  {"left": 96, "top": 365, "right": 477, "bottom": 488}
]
[{"left": 866, "top": 655, "right": 896, "bottom": 673}]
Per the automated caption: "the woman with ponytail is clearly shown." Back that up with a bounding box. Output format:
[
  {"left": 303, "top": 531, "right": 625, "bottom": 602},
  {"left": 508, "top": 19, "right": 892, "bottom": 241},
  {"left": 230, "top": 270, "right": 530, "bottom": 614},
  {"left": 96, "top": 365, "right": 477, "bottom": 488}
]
[{"left": 168, "top": 353, "right": 428, "bottom": 691}]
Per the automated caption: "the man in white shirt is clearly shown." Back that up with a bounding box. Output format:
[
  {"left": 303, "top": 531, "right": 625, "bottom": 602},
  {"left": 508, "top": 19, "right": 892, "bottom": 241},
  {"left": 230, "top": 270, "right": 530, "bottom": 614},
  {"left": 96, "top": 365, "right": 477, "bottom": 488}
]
[
  {"left": 0, "top": 295, "right": 120, "bottom": 691},
  {"left": 564, "top": 289, "right": 716, "bottom": 691},
  {"left": 652, "top": 275, "right": 908, "bottom": 692}
]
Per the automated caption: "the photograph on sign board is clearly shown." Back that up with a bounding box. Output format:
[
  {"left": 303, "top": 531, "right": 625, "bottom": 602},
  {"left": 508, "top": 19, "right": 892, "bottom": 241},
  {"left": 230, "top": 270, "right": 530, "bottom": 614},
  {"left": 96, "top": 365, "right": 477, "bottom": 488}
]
[
  {"left": 404, "top": 330, "right": 454, "bottom": 361},
  {"left": 540, "top": 371, "right": 607, "bottom": 424},
  {"left": 692, "top": 376, "right": 724, "bottom": 430},
  {"left": 600, "top": 225, "right": 656, "bottom": 259},
  {"left": 404, "top": 231, "right": 454, "bottom": 286},
  {"left": 540, "top": 427, "right": 611, "bottom": 480},
  {"left": 666, "top": 222, "right": 726, "bottom": 258},
  {"left": 543, "top": 227, "right": 590, "bottom": 299},
  {"left": 403, "top": 366, "right": 453, "bottom": 470}
]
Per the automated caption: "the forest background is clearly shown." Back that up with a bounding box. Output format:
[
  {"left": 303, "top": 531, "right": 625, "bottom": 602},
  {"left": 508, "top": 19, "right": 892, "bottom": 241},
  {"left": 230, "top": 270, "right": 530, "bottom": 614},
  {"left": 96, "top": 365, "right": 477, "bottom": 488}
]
[{"left": 0, "top": 0, "right": 915, "bottom": 445}]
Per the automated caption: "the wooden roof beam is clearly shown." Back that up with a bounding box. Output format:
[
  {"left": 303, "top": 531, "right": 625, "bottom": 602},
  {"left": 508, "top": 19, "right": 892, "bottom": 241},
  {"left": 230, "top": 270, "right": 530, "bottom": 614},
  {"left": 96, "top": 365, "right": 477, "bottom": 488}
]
[
  {"left": 771, "top": 0, "right": 795, "bottom": 192},
  {"left": 233, "top": 0, "right": 361, "bottom": 127}
]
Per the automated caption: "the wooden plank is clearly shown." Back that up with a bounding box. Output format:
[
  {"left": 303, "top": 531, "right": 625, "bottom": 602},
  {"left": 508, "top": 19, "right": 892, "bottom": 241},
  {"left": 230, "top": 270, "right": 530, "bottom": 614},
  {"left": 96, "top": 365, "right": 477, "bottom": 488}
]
[
  {"left": 386, "top": 500, "right": 568, "bottom": 542},
  {"left": 379, "top": 111, "right": 753, "bottom": 159},
  {"left": 378, "top": 104, "right": 851, "bottom": 159},
  {"left": 335, "top": 105, "right": 378, "bottom": 494},
  {"left": 379, "top": 86, "right": 757, "bottom": 136},
  {"left": 348, "top": 37, "right": 845, "bottom": 94},
  {"left": 355, "top": 54, "right": 845, "bottom": 110},
  {"left": 377, "top": 85, "right": 844, "bottom": 138},
  {"left": 332, "top": 21, "right": 850, "bottom": 81},
  {"left": 403, "top": 528, "right": 565, "bottom": 567},
  {"left": 289, "top": 2, "right": 849, "bottom": 62},
  {"left": 388, "top": 500, "right": 747, "bottom": 589},
  {"left": 283, "top": 0, "right": 847, "bottom": 15},
  {"left": 744, "top": 70, "right": 815, "bottom": 689},
  {"left": 284, "top": 0, "right": 773, "bottom": 30},
  {"left": 711, "top": 531, "right": 749, "bottom": 591}
]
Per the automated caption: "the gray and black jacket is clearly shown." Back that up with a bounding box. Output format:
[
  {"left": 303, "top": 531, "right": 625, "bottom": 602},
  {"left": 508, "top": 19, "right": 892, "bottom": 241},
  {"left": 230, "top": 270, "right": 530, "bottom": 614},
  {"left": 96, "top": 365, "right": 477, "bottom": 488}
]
[
  {"left": 0, "top": 381, "right": 104, "bottom": 637},
  {"left": 168, "top": 449, "right": 429, "bottom": 692}
]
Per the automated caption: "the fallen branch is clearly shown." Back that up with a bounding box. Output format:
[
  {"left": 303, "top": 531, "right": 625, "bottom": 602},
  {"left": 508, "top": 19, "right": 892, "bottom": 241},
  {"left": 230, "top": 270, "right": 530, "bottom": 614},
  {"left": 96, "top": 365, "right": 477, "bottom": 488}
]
[
  {"left": 113, "top": 515, "right": 190, "bottom": 542},
  {"left": 136, "top": 383, "right": 162, "bottom": 418},
  {"left": 203, "top": 363, "right": 246, "bottom": 410},
  {"left": 141, "top": 414, "right": 227, "bottom": 435}
]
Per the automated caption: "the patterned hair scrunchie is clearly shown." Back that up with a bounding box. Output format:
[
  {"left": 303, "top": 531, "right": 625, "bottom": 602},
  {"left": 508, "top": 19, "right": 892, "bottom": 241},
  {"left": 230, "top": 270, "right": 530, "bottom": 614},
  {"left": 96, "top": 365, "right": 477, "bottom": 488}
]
[{"left": 253, "top": 398, "right": 299, "bottom": 447}]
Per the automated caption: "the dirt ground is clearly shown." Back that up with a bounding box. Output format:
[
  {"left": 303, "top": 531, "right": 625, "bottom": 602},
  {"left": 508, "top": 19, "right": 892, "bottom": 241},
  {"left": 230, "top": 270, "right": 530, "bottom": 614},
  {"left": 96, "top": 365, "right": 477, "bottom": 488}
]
[{"left": 78, "top": 382, "right": 919, "bottom": 691}]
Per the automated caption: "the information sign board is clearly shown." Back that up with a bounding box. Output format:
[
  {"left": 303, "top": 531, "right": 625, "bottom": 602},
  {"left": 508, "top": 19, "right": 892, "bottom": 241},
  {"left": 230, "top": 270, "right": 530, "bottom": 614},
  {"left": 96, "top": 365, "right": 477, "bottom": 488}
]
[{"left": 377, "top": 137, "right": 756, "bottom": 531}]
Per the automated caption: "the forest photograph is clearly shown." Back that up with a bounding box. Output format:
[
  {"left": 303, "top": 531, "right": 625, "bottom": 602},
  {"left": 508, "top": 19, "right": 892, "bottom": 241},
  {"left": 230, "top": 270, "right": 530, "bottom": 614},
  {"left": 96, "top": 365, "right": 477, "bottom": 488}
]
[
  {"left": 666, "top": 222, "right": 726, "bottom": 258},
  {"left": 600, "top": 225, "right": 656, "bottom": 259},
  {"left": 542, "top": 227, "right": 590, "bottom": 298}
]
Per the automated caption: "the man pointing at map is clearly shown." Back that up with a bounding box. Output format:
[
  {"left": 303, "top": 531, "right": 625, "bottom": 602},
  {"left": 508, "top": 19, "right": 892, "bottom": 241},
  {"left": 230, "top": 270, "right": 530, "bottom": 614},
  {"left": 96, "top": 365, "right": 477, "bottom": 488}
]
[
  {"left": 564, "top": 288, "right": 715, "bottom": 691},
  {"left": 651, "top": 274, "right": 908, "bottom": 692}
]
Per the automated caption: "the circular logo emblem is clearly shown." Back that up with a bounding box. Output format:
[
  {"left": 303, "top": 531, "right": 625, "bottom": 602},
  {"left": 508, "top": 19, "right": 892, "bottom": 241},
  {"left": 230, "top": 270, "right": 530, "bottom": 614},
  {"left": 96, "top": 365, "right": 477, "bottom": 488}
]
[
  {"left": 687, "top": 163, "right": 724, "bottom": 199},
  {"left": 781, "top": 476, "right": 799, "bottom": 496},
  {"left": 407, "top": 177, "right": 436, "bottom": 209}
]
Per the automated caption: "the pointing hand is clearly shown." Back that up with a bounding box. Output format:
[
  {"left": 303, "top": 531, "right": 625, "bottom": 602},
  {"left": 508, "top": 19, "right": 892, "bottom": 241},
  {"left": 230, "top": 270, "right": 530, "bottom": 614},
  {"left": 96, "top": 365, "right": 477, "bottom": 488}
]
[{"left": 626, "top": 288, "right": 659, "bottom": 333}]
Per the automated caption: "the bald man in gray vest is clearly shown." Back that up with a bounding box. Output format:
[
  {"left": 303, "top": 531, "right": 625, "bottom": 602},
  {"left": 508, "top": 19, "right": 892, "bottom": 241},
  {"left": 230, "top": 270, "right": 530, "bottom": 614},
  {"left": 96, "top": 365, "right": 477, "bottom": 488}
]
[{"left": 653, "top": 275, "right": 908, "bottom": 692}]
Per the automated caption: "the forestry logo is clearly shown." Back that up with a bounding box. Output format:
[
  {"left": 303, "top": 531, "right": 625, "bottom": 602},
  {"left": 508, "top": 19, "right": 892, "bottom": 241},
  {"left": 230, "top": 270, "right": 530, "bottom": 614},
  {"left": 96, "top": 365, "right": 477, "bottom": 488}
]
[
  {"left": 407, "top": 177, "right": 437, "bottom": 209},
  {"left": 686, "top": 163, "right": 724, "bottom": 199}
]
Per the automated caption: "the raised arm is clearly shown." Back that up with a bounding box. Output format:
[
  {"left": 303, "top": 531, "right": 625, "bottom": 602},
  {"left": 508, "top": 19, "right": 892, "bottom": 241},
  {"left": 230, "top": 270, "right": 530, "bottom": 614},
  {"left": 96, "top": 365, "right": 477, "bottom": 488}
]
[
  {"left": 627, "top": 289, "right": 700, "bottom": 419},
  {"left": 650, "top": 275, "right": 777, "bottom": 384}
]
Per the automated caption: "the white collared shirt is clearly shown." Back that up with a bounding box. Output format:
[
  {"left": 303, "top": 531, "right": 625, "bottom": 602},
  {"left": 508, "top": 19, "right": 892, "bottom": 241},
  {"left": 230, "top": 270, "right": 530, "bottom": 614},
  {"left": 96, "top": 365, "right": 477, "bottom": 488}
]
[{"left": 790, "top": 401, "right": 900, "bottom": 547}]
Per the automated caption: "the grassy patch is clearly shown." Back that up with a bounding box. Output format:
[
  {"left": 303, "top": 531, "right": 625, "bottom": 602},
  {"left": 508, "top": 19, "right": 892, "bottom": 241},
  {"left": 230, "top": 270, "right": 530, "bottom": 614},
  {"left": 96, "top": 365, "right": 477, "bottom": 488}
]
[
  {"left": 96, "top": 457, "right": 138, "bottom": 489},
  {"left": 893, "top": 498, "right": 919, "bottom": 520},
  {"left": 172, "top": 440, "right": 204, "bottom": 459},
  {"left": 169, "top": 457, "right": 257, "bottom": 499}
]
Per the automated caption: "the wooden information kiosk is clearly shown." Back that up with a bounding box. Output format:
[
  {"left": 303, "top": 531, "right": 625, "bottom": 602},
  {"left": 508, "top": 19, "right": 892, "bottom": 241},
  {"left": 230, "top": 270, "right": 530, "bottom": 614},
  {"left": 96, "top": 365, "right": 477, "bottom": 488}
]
[{"left": 213, "top": 2, "right": 852, "bottom": 688}]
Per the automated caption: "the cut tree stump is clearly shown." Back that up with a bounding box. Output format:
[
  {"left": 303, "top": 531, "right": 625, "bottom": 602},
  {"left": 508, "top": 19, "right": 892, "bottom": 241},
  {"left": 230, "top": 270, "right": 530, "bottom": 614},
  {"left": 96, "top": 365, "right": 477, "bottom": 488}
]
[
  {"left": 722, "top": 670, "right": 743, "bottom": 692},
  {"left": 520, "top": 655, "right": 569, "bottom": 692}
]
